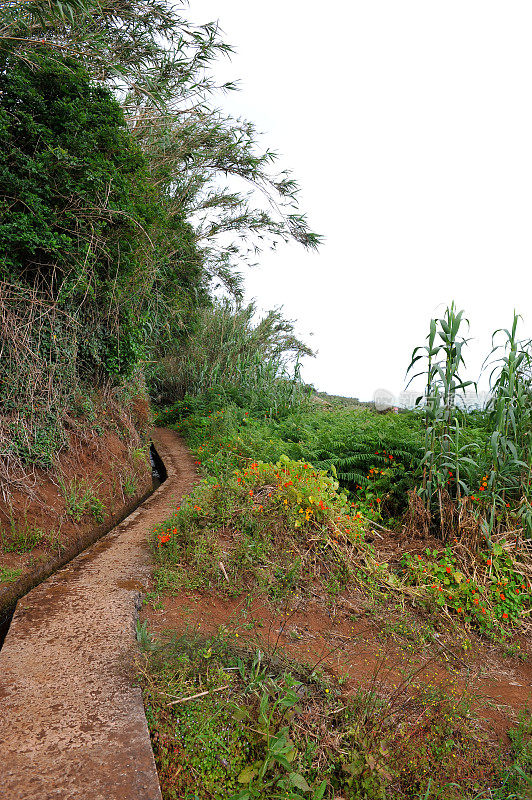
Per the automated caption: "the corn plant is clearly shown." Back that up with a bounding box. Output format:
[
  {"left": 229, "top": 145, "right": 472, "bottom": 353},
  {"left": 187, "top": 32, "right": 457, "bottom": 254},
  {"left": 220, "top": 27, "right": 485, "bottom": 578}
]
[
  {"left": 407, "top": 306, "right": 532, "bottom": 542},
  {"left": 481, "top": 313, "right": 532, "bottom": 539},
  {"left": 406, "top": 303, "right": 476, "bottom": 522}
]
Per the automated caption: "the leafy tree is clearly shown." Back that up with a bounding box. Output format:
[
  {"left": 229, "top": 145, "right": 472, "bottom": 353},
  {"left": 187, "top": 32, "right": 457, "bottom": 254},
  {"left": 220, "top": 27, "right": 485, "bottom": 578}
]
[
  {"left": 0, "top": 49, "right": 176, "bottom": 378},
  {"left": 133, "top": 108, "right": 320, "bottom": 295},
  {"left": 0, "top": 46, "right": 209, "bottom": 480},
  {"left": 1, "top": 0, "right": 321, "bottom": 295},
  {"left": 0, "top": 0, "right": 230, "bottom": 102},
  {"left": 0, "top": 1, "right": 321, "bottom": 475}
]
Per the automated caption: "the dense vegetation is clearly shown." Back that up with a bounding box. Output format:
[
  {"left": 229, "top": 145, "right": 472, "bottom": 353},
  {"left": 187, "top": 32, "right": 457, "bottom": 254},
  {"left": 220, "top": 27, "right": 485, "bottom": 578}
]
[
  {"left": 0, "top": 0, "right": 319, "bottom": 484},
  {"left": 148, "top": 299, "right": 314, "bottom": 416},
  {"left": 144, "top": 306, "right": 532, "bottom": 798},
  {"left": 154, "top": 378, "right": 532, "bottom": 639},
  {"left": 2, "top": 3, "right": 532, "bottom": 799},
  {"left": 138, "top": 631, "right": 532, "bottom": 800},
  {"left": 143, "top": 391, "right": 532, "bottom": 798}
]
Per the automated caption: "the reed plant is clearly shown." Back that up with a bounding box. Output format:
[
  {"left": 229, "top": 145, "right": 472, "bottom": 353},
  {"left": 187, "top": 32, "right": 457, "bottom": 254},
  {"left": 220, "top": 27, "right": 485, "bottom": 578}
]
[{"left": 148, "top": 300, "right": 313, "bottom": 417}]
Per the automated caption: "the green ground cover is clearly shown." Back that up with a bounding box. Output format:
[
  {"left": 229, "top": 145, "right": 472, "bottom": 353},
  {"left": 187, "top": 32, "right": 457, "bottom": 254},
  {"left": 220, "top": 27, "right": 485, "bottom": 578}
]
[{"left": 138, "top": 630, "right": 532, "bottom": 800}]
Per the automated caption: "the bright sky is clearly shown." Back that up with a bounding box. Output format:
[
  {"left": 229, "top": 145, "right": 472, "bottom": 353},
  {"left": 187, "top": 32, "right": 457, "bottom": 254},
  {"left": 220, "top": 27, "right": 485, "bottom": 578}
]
[{"left": 192, "top": 1, "right": 532, "bottom": 402}]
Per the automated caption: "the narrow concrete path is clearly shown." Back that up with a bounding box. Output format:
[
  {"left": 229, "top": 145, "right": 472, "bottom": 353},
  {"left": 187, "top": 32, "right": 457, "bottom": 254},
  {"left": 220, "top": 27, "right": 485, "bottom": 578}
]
[{"left": 0, "top": 429, "right": 197, "bottom": 800}]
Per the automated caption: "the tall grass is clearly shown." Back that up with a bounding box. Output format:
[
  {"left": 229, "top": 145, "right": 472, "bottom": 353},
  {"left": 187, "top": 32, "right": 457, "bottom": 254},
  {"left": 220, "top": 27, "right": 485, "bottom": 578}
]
[
  {"left": 148, "top": 299, "right": 314, "bottom": 416},
  {"left": 0, "top": 283, "right": 76, "bottom": 484}
]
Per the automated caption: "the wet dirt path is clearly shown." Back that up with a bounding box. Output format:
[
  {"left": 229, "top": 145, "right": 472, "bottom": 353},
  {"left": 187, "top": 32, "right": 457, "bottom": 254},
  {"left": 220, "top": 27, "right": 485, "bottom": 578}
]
[{"left": 0, "top": 429, "right": 197, "bottom": 800}]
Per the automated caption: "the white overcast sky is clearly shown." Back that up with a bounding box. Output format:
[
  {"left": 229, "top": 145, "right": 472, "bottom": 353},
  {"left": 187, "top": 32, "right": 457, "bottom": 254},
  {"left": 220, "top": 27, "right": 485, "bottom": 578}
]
[{"left": 190, "top": 1, "right": 532, "bottom": 402}]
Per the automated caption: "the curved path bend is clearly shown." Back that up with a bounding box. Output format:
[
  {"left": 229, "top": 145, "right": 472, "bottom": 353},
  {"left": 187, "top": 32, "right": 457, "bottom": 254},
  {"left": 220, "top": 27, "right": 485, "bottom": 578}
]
[{"left": 0, "top": 429, "right": 197, "bottom": 800}]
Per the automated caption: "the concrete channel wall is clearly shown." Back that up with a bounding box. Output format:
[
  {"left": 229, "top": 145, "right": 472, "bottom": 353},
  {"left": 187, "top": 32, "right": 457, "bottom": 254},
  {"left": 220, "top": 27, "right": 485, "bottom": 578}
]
[{"left": 0, "top": 429, "right": 197, "bottom": 800}]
